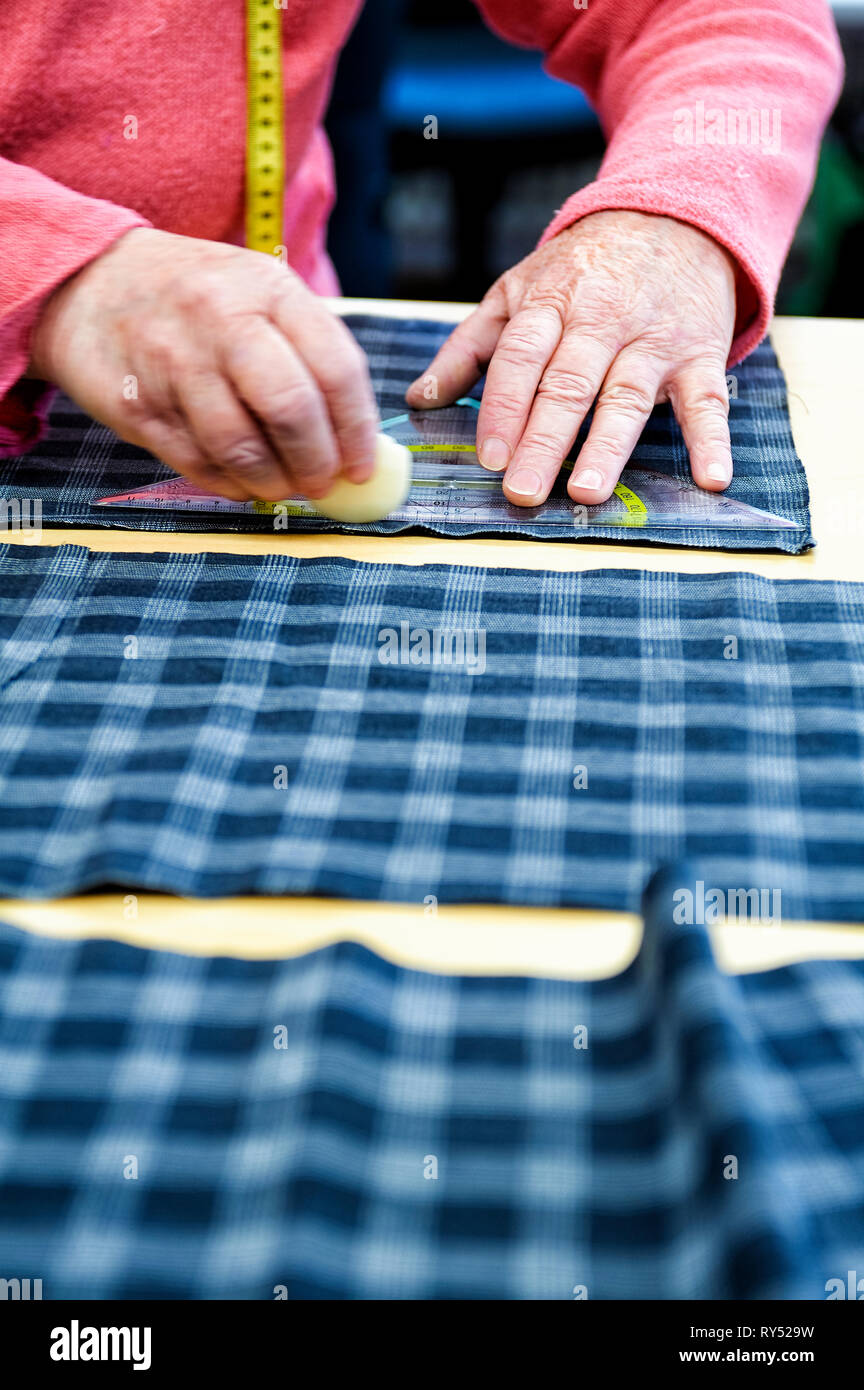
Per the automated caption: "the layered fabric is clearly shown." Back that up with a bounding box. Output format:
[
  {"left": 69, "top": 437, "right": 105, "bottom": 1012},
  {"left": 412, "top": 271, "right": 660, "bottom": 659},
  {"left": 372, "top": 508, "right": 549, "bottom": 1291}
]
[
  {"left": 0, "top": 866, "right": 861, "bottom": 1300},
  {"left": 1, "top": 546, "right": 863, "bottom": 915},
  {"left": 0, "top": 317, "right": 811, "bottom": 551},
  {"left": 0, "top": 1, "right": 843, "bottom": 452}
]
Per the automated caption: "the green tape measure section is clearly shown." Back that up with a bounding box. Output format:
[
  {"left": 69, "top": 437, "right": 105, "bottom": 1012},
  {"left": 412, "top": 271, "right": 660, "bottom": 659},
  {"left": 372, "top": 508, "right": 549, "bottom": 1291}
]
[{"left": 407, "top": 444, "right": 477, "bottom": 452}]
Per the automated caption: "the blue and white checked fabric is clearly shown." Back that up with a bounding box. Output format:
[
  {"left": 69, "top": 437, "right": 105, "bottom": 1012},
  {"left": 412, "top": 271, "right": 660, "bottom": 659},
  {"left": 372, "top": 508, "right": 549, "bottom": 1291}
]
[
  {"left": 0, "top": 544, "right": 862, "bottom": 917},
  {"left": 0, "top": 315, "right": 812, "bottom": 551},
  {"left": 0, "top": 866, "right": 861, "bottom": 1300}
]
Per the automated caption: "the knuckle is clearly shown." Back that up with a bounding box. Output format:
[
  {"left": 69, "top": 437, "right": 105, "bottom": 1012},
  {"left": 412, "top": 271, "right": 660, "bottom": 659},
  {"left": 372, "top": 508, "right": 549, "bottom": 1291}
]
[
  {"left": 478, "top": 391, "right": 524, "bottom": 424},
  {"left": 497, "top": 311, "right": 561, "bottom": 362},
  {"left": 268, "top": 267, "right": 309, "bottom": 304},
  {"left": 536, "top": 367, "right": 597, "bottom": 410},
  {"left": 599, "top": 381, "right": 655, "bottom": 416},
  {"left": 681, "top": 401, "right": 731, "bottom": 441},
  {"left": 691, "top": 423, "right": 731, "bottom": 450},
  {"left": 261, "top": 381, "right": 322, "bottom": 435},
  {"left": 174, "top": 269, "right": 232, "bottom": 314},
  {"left": 219, "top": 439, "right": 273, "bottom": 480},
  {"left": 519, "top": 428, "right": 569, "bottom": 459},
  {"left": 143, "top": 332, "right": 199, "bottom": 382},
  {"left": 693, "top": 387, "right": 731, "bottom": 417},
  {"left": 523, "top": 286, "right": 570, "bottom": 322},
  {"left": 671, "top": 381, "right": 730, "bottom": 419},
  {"left": 134, "top": 410, "right": 182, "bottom": 450},
  {"left": 493, "top": 339, "right": 544, "bottom": 370},
  {"left": 120, "top": 393, "right": 160, "bottom": 429},
  {"left": 582, "top": 434, "right": 628, "bottom": 467}
]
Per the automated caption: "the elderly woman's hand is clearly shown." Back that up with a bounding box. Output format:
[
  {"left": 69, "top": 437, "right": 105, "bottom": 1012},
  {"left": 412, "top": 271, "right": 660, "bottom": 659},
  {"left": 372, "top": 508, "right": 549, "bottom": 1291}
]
[
  {"left": 407, "top": 210, "right": 738, "bottom": 506},
  {"left": 27, "top": 227, "right": 379, "bottom": 502}
]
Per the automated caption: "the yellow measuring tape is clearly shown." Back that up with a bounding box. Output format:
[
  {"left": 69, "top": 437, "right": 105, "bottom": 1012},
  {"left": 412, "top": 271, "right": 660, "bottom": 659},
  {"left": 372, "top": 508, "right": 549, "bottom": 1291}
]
[
  {"left": 407, "top": 444, "right": 477, "bottom": 452},
  {"left": 245, "top": 0, "right": 285, "bottom": 254}
]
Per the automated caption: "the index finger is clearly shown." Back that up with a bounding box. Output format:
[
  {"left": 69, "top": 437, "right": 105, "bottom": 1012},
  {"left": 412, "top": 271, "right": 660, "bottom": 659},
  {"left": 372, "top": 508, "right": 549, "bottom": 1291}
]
[
  {"left": 473, "top": 304, "right": 565, "bottom": 475},
  {"left": 404, "top": 291, "right": 508, "bottom": 410}
]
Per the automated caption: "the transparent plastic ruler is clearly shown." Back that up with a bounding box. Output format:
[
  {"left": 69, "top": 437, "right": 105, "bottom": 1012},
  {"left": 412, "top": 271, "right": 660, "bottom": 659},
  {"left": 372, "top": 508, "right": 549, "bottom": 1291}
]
[{"left": 93, "top": 398, "right": 802, "bottom": 531}]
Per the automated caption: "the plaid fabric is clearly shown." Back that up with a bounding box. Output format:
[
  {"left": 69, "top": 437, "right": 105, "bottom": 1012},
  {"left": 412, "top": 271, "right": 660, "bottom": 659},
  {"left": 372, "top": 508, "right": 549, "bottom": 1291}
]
[
  {"left": 0, "top": 544, "right": 862, "bottom": 918},
  {"left": 0, "top": 865, "right": 861, "bottom": 1300},
  {"left": 0, "top": 315, "right": 812, "bottom": 552}
]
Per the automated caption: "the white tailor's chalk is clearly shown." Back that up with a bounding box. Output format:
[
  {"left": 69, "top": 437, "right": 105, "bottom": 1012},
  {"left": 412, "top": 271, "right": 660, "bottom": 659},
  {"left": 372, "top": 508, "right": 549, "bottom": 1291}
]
[{"left": 310, "top": 434, "right": 412, "bottom": 523}]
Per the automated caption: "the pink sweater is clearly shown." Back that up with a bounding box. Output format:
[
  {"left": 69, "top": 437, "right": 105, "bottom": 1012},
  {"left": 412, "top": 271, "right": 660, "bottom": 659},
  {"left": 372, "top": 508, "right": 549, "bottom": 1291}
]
[{"left": 0, "top": 0, "right": 842, "bottom": 455}]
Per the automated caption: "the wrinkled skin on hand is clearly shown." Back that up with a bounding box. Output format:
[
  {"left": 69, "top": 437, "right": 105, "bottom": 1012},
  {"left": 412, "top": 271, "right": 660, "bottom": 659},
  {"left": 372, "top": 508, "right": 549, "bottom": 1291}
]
[
  {"left": 28, "top": 227, "right": 379, "bottom": 502},
  {"left": 407, "top": 210, "right": 738, "bottom": 507}
]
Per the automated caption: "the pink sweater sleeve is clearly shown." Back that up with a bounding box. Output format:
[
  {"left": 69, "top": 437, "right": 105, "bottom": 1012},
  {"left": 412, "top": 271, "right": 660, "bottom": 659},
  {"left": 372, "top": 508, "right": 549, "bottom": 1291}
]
[
  {"left": 477, "top": 0, "right": 844, "bottom": 364},
  {"left": 0, "top": 157, "right": 150, "bottom": 455}
]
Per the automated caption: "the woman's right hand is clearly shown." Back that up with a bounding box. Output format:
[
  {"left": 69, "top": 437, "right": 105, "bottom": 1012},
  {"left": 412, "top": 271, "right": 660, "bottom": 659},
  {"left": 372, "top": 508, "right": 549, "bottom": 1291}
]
[{"left": 27, "top": 226, "right": 379, "bottom": 501}]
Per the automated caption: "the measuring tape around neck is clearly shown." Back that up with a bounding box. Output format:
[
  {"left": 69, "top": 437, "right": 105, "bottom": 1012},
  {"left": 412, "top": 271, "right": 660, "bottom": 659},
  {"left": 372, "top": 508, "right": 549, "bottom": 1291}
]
[{"left": 245, "top": 0, "right": 285, "bottom": 254}]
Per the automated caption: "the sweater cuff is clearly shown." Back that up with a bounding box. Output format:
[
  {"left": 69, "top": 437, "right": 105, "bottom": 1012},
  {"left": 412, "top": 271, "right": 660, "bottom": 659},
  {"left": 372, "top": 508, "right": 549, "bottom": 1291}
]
[
  {"left": 0, "top": 376, "right": 56, "bottom": 458},
  {"left": 538, "top": 180, "right": 767, "bottom": 367},
  {"left": 0, "top": 298, "right": 58, "bottom": 458},
  {"left": 0, "top": 211, "right": 148, "bottom": 459}
]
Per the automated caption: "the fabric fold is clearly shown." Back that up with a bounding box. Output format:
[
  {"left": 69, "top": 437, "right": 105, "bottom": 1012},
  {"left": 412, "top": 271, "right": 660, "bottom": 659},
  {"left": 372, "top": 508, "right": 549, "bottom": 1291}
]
[{"left": 0, "top": 863, "right": 860, "bottom": 1299}]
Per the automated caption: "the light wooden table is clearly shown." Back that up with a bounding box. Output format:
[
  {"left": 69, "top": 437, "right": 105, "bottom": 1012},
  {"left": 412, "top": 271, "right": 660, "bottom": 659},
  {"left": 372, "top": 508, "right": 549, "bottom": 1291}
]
[{"left": 3, "top": 302, "right": 864, "bottom": 977}]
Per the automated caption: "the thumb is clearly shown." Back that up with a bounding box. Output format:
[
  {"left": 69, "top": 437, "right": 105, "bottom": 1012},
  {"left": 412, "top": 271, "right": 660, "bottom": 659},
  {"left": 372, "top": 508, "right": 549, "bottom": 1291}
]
[{"left": 405, "top": 293, "right": 508, "bottom": 409}]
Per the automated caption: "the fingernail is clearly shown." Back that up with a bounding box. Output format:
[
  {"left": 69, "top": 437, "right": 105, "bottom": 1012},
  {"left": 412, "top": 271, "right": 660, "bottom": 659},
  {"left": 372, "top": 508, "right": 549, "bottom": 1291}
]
[
  {"left": 707, "top": 462, "right": 731, "bottom": 482},
  {"left": 506, "top": 467, "right": 543, "bottom": 500},
  {"left": 571, "top": 467, "right": 604, "bottom": 491},
  {"left": 478, "top": 436, "right": 510, "bottom": 472}
]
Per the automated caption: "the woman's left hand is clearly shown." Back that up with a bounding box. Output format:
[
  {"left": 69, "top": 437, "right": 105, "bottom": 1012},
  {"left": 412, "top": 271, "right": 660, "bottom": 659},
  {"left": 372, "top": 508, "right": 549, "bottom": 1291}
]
[{"left": 407, "top": 209, "right": 738, "bottom": 506}]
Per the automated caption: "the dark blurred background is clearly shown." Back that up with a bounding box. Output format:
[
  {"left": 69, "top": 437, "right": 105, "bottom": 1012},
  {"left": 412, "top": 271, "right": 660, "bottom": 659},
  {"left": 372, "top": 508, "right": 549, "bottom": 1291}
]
[{"left": 325, "top": 0, "right": 864, "bottom": 314}]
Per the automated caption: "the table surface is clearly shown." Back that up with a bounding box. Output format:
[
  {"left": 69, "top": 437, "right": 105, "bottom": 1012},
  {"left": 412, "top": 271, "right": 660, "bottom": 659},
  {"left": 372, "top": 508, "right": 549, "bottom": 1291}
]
[{"left": 3, "top": 302, "right": 864, "bottom": 977}]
